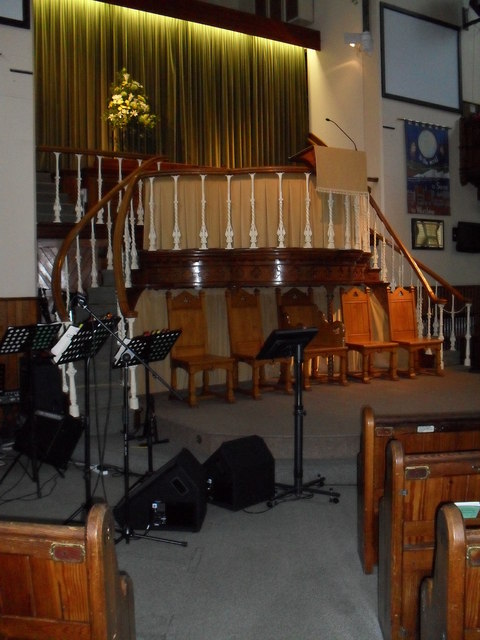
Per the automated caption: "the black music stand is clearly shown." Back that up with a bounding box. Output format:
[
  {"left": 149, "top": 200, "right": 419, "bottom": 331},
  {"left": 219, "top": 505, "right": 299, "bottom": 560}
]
[
  {"left": 113, "top": 330, "right": 181, "bottom": 473},
  {"left": 113, "top": 329, "right": 186, "bottom": 547},
  {"left": 256, "top": 327, "right": 340, "bottom": 505},
  {"left": 0, "top": 323, "right": 61, "bottom": 496},
  {"left": 55, "top": 317, "right": 120, "bottom": 522}
]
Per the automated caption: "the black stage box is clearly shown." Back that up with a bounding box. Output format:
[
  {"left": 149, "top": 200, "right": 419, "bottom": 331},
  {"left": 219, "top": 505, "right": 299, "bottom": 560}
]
[
  {"left": 203, "top": 435, "right": 275, "bottom": 510},
  {"left": 114, "top": 448, "right": 207, "bottom": 532},
  {"left": 14, "top": 413, "right": 84, "bottom": 470}
]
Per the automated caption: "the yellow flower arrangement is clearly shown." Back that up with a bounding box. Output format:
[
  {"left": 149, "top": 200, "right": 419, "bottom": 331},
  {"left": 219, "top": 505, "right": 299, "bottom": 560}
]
[{"left": 104, "top": 68, "right": 157, "bottom": 130}]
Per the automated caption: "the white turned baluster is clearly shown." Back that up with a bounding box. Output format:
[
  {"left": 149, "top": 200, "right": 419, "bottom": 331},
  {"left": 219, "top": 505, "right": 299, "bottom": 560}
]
[
  {"left": 372, "top": 217, "right": 379, "bottom": 269},
  {"left": 449, "top": 294, "right": 456, "bottom": 351},
  {"left": 148, "top": 176, "right": 158, "bottom": 251},
  {"left": 390, "top": 241, "right": 396, "bottom": 290},
  {"left": 438, "top": 303, "right": 445, "bottom": 370},
  {"left": 344, "top": 194, "right": 351, "bottom": 250},
  {"left": 136, "top": 159, "right": 144, "bottom": 226},
  {"left": 126, "top": 317, "right": 139, "bottom": 410},
  {"left": 353, "top": 194, "right": 361, "bottom": 249},
  {"left": 225, "top": 174, "right": 234, "bottom": 249},
  {"left": 106, "top": 201, "right": 113, "bottom": 270},
  {"left": 464, "top": 303, "right": 472, "bottom": 366},
  {"left": 130, "top": 199, "right": 139, "bottom": 270},
  {"left": 303, "top": 173, "right": 312, "bottom": 248},
  {"left": 249, "top": 173, "right": 258, "bottom": 249},
  {"left": 90, "top": 217, "right": 98, "bottom": 288},
  {"left": 53, "top": 151, "right": 62, "bottom": 223},
  {"left": 74, "top": 154, "right": 84, "bottom": 222},
  {"left": 117, "top": 157, "right": 123, "bottom": 211},
  {"left": 327, "top": 191, "right": 335, "bottom": 249},
  {"left": 363, "top": 194, "right": 370, "bottom": 251},
  {"left": 276, "top": 172, "right": 286, "bottom": 248},
  {"left": 199, "top": 174, "right": 208, "bottom": 249},
  {"left": 66, "top": 360, "right": 80, "bottom": 417},
  {"left": 380, "top": 231, "right": 387, "bottom": 282},
  {"left": 96, "top": 155, "right": 104, "bottom": 224},
  {"left": 172, "top": 175, "right": 181, "bottom": 250}
]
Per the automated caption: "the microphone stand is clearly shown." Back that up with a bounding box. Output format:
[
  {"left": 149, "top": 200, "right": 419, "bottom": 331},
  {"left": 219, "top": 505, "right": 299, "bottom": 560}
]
[{"left": 71, "top": 297, "right": 187, "bottom": 547}]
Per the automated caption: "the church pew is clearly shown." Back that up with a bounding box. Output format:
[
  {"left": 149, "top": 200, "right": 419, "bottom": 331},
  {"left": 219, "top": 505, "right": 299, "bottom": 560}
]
[
  {"left": 420, "top": 502, "right": 480, "bottom": 640},
  {"left": 357, "top": 405, "right": 480, "bottom": 574},
  {"left": 0, "top": 502, "right": 135, "bottom": 640},
  {"left": 378, "top": 441, "right": 480, "bottom": 640}
]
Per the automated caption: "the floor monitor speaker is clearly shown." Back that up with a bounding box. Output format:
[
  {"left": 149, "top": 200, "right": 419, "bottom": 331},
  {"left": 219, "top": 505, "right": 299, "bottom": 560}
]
[
  {"left": 203, "top": 435, "right": 275, "bottom": 510},
  {"left": 14, "top": 413, "right": 84, "bottom": 470},
  {"left": 114, "top": 448, "right": 207, "bottom": 532}
]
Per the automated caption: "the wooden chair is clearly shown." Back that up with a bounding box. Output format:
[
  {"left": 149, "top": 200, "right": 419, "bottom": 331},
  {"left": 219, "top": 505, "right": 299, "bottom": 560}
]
[
  {"left": 387, "top": 285, "right": 444, "bottom": 378},
  {"left": 378, "top": 441, "right": 480, "bottom": 640},
  {"left": 340, "top": 286, "right": 399, "bottom": 383},
  {"left": 225, "top": 287, "right": 292, "bottom": 399},
  {"left": 275, "top": 287, "right": 348, "bottom": 388},
  {"left": 0, "top": 502, "right": 135, "bottom": 640},
  {"left": 420, "top": 503, "right": 480, "bottom": 640},
  {"left": 358, "top": 405, "right": 480, "bottom": 574},
  {"left": 165, "top": 290, "right": 235, "bottom": 407}
]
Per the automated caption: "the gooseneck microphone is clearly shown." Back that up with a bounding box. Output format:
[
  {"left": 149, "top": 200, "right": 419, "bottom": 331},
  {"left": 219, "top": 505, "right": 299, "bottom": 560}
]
[{"left": 325, "top": 117, "right": 358, "bottom": 151}]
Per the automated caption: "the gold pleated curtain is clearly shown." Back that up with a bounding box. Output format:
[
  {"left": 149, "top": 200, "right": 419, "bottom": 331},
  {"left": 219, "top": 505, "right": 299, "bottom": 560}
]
[{"left": 33, "top": 0, "right": 309, "bottom": 168}]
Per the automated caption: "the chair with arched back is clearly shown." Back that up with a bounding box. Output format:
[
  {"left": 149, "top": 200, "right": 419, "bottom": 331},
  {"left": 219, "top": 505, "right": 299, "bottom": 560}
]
[
  {"left": 225, "top": 287, "right": 292, "bottom": 399},
  {"left": 166, "top": 290, "right": 235, "bottom": 407},
  {"left": 340, "top": 286, "right": 399, "bottom": 383},
  {"left": 275, "top": 287, "right": 348, "bottom": 388},
  {"left": 386, "top": 285, "right": 444, "bottom": 378}
]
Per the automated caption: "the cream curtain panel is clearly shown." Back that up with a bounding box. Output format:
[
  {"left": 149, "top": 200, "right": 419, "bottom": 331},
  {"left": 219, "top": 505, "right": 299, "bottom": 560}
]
[{"left": 33, "top": 0, "right": 309, "bottom": 167}]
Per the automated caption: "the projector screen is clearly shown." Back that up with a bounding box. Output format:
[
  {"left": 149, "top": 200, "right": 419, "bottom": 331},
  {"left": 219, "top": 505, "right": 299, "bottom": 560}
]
[{"left": 380, "top": 3, "right": 461, "bottom": 112}]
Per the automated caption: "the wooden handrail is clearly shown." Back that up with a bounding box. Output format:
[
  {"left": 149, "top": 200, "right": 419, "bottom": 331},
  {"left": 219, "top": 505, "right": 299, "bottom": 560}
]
[{"left": 368, "top": 194, "right": 448, "bottom": 306}]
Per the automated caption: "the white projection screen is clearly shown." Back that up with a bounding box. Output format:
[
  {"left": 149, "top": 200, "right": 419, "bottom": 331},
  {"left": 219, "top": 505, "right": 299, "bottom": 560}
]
[{"left": 380, "top": 3, "right": 461, "bottom": 112}]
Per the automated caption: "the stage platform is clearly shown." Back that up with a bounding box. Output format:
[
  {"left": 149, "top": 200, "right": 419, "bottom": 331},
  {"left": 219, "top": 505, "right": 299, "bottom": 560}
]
[{"left": 144, "top": 365, "right": 480, "bottom": 460}]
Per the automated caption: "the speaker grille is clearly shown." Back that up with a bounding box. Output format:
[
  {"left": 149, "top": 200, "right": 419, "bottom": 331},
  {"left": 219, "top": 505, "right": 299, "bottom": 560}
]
[
  {"left": 203, "top": 435, "right": 275, "bottom": 510},
  {"left": 114, "top": 448, "right": 207, "bottom": 532}
]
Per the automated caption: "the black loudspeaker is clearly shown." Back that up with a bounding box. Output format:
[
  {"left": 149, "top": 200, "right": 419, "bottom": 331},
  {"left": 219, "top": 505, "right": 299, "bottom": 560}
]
[
  {"left": 20, "top": 356, "right": 66, "bottom": 416},
  {"left": 203, "top": 435, "right": 275, "bottom": 510},
  {"left": 14, "top": 413, "right": 84, "bottom": 470},
  {"left": 114, "top": 448, "right": 207, "bottom": 532}
]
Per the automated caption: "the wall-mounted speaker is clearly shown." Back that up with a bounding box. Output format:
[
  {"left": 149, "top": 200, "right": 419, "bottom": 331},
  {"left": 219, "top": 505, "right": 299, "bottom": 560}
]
[
  {"left": 203, "top": 435, "right": 275, "bottom": 511},
  {"left": 14, "top": 413, "right": 84, "bottom": 470},
  {"left": 114, "top": 448, "right": 207, "bottom": 532}
]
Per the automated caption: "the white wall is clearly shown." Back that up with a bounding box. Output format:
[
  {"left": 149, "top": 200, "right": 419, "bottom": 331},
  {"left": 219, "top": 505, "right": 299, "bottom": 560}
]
[
  {"left": 0, "top": 17, "right": 37, "bottom": 297},
  {"left": 308, "top": 0, "right": 480, "bottom": 286}
]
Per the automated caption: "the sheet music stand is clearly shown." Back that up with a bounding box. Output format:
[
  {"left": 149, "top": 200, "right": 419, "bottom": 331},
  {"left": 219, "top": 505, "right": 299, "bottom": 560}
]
[
  {"left": 113, "top": 330, "right": 181, "bottom": 473},
  {"left": 56, "top": 317, "right": 120, "bottom": 521},
  {"left": 113, "top": 329, "right": 186, "bottom": 546},
  {"left": 0, "top": 323, "right": 61, "bottom": 496},
  {"left": 256, "top": 328, "right": 340, "bottom": 504}
]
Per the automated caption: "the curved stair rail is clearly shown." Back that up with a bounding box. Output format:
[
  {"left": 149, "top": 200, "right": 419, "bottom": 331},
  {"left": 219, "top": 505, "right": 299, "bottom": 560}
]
[
  {"left": 48, "top": 152, "right": 472, "bottom": 367},
  {"left": 369, "top": 194, "right": 472, "bottom": 365}
]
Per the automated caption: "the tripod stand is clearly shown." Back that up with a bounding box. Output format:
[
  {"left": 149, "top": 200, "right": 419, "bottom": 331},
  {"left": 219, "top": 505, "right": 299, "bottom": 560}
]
[
  {"left": 55, "top": 316, "right": 120, "bottom": 522},
  {"left": 256, "top": 328, "right": 341, "bottom": 505},
  {"left": 112, "top": 329, "right": 187, "bottom": 546},
  {"left": 115, "top": 332, "right": 176, "bottom": 472},
  {"left": 0, "top": 322, "right": 61, "bottom": 497},
  {"left": 70, "top": 296, "right": 186, "bottom": 546}
]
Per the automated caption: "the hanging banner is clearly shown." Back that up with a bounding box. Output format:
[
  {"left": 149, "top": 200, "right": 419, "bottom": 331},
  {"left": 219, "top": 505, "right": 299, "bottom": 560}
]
[{"left": 404, "top": 120, "right": 450, "bottom": 215}]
